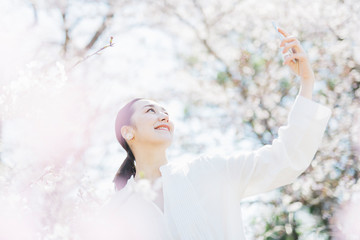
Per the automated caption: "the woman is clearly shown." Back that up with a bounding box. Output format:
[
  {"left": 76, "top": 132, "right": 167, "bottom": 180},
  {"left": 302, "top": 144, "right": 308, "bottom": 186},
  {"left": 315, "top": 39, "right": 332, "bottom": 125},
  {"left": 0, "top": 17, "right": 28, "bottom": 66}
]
[{"left": 103, "top": 27, "right": 332, "bottom": 239}]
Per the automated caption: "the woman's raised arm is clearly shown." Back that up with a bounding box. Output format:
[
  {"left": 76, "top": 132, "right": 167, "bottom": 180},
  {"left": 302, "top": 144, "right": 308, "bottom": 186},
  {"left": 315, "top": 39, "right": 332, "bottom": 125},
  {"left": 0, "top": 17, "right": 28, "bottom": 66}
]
[
  {"left": 195, "top": 28, "right": 331, "bottom": 199},
  {"left": 227, "top": 95, "right": 331, "bottom": 199},
  {"left": 226, "top": 28, "right": 331, "bottom": 198}
]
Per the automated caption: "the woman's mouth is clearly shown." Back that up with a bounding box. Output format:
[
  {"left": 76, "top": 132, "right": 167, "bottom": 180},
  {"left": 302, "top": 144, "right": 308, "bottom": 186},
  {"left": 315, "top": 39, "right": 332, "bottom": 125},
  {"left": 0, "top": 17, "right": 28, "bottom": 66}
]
[{"left": 155, "top": 125, "right": 170, "bottom": 132}]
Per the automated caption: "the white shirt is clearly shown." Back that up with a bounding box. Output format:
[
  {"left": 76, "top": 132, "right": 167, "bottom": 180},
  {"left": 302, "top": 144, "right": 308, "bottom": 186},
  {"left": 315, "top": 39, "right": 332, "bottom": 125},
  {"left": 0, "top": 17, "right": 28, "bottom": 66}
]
[{"left": 101, "top": 95, "right": 332, "bottom": 240}]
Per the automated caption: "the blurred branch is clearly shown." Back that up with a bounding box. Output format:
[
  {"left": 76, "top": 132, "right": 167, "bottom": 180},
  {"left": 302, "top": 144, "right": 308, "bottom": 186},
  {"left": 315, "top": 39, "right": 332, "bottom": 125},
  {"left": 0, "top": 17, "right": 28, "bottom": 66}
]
[
  {"left": 20, "top": 167, "right": 54, "bottom": 193},
  {"left": 58, "top": 1, "right": 115, "bottom": 57},
  {"left": 191, "top": 0, "right": 210, "bottom": 36},
  {"left": 161, "top": 0, "right": 233, "bottom": 79},
  {"left": 208, "top": 1, "right": 240, "bottom": 27},
  {"left": 61, "top": 11, "right": 71, "bottom": 55},
  {"left": 28, "top": 0, "right": 38, "bottom": 25},
  {"left": 326, "top": 15, "right": 352, "bottom": 41},
  {"left": 85, "top": 11, "right": 115, "bottom": 51},
  {"left": 70, "top": 36, "right": 115, "bottom": 70}
]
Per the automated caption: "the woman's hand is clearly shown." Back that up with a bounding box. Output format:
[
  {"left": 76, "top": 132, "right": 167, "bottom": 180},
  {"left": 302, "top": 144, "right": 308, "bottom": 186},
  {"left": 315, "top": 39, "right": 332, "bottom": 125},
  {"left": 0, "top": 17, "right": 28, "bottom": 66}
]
[
  {"left": 278, "top": 27, "right": 315, "bottom": 99},
  {"left": 278, "top": 27, "right": 315, "bottom": 82}
]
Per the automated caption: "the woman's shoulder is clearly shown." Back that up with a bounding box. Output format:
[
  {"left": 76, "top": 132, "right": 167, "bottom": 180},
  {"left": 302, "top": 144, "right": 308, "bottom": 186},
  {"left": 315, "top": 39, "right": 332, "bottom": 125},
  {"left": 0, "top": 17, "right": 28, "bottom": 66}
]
[
  {"left": 190, "top": 149, "right": 250, "bottom": 163},
  {"left": 165, "top": 150, "right": 246, "bottom": 173},
  {"left": 164, "top": 153, "right": 210, "bottom": 170}
]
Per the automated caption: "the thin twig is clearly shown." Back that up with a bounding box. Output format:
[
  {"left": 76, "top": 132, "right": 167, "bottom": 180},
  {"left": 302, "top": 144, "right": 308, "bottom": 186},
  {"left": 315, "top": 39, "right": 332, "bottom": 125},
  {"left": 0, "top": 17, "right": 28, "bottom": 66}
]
[
  {"left": 85, "top": 12, "right": 114, "bottom": 50},
  {"left": 70, "top": 36, "right": 115, "bottom": 70}
]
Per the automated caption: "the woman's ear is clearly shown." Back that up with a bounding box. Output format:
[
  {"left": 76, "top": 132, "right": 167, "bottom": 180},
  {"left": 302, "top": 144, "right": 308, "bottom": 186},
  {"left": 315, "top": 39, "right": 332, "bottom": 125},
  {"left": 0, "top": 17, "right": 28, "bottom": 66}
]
[{"left": 121, "top": 126, "right": 134, "bottom": 140}]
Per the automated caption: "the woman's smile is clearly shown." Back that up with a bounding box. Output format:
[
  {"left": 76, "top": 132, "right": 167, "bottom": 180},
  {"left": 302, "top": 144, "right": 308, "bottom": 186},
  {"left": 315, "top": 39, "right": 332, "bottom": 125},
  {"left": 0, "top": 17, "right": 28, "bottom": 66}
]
[{"left": 155, "top": 124, "right": 171, "bottom": 132}]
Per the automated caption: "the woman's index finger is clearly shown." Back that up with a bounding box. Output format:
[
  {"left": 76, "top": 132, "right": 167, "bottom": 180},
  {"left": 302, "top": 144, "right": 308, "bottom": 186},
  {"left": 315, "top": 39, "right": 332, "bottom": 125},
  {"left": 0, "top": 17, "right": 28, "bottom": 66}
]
[{"left": 278, "top": 27, "right": 290, "bottom": 37}]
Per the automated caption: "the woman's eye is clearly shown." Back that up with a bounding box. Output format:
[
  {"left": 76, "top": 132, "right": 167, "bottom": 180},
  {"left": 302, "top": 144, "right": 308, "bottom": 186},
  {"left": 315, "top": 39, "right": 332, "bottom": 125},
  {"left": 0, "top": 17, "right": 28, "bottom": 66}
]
[{"left": 147, "top": 108, "right": 156, "bottom": 113}]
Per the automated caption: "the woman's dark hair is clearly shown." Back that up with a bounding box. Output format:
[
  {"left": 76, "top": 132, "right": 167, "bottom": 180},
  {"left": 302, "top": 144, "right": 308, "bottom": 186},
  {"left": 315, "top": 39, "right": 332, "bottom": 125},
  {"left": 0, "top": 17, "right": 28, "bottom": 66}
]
[{"left": 114, "top": 98, "right": 143, "bottom": 191}]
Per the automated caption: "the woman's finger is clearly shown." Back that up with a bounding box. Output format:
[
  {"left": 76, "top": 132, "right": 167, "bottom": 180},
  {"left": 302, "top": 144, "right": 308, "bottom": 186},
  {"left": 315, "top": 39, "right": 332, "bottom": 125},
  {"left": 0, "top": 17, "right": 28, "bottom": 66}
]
[
  {"left": 278, "top": 27, "right": 290, "bottom": 38},
  {"left": 283, "top": 52, "right": 306, "bottom": 65},
  {"left": 282, "top": 41, "right": 302, "bottom": 54},
  {"left": 280, "top": 36, "right": 299, "bottom": 47}
]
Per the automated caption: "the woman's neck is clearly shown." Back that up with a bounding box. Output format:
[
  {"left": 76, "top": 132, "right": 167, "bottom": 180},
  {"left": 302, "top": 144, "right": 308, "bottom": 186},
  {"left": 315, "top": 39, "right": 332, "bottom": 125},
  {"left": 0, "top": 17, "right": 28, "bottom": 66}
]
[{"left": 133, "top": 145, "right": 168, "bottom": 182}]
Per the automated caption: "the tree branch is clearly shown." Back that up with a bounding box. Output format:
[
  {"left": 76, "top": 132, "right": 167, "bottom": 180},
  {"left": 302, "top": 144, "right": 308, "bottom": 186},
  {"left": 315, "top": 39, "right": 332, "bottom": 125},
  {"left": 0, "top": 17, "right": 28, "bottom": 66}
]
[
  {"left": 28, "top": 0, "right": 38, "bottom": 25},
  {"left": 62, "top": 12, "right": 71, "bottom": 55},
  {"left": 85, "top": 11, "right": 114, "bottom": 51},
  {"left": 161, "top": 1, "right": 233, "bottom": 78},
  {"left": 70, "top": 36, "right": 115, "bottom": 70}
]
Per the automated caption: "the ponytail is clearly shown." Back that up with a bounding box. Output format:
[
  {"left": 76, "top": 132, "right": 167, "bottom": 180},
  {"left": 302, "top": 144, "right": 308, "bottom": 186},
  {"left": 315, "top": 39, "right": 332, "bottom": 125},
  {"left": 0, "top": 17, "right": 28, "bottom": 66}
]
[{"left": 113, "top": 143, "right": 136, "bottom": 191}]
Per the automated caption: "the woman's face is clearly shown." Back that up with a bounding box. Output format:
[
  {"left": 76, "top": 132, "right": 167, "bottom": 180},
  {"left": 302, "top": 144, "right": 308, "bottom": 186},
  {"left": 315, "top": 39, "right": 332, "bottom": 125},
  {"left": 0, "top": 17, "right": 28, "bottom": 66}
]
[{"left": 128, "top": 99, "right": 174, "bottom": 147}]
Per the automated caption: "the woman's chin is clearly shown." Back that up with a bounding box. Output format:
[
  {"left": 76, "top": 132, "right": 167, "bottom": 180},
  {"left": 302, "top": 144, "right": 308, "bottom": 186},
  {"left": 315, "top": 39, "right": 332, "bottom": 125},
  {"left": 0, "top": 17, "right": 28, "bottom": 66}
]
[{"left": 153, "top": 136, "right": 173, "bottom": 147}]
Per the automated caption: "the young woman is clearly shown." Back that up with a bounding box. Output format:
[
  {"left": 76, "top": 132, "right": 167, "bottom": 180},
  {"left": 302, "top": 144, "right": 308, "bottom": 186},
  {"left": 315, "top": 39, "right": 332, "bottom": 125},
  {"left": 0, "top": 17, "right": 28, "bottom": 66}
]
[{"left": 103, "top": 28, "right": 332, "bottom": 239}]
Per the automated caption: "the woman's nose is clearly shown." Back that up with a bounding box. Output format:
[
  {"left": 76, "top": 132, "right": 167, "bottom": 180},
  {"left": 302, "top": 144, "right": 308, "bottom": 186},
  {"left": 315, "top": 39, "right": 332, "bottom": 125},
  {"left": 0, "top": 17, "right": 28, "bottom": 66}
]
[{"left": 158, "top": 112, "right": 169, "bottom": 122}]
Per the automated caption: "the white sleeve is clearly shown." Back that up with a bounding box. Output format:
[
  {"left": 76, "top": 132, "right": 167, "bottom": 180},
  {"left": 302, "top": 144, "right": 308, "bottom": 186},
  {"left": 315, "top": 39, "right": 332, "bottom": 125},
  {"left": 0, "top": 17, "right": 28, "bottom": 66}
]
[{"left": 223, "top": 95, "right": 332, "bottom": 199}]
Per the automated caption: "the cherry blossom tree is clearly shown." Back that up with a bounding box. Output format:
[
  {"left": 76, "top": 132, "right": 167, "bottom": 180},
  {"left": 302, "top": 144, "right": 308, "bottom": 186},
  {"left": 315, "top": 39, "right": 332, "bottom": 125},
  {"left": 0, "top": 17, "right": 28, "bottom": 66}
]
[{"left": 0, "top": 0, "right": 359, "bottom": 239}]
